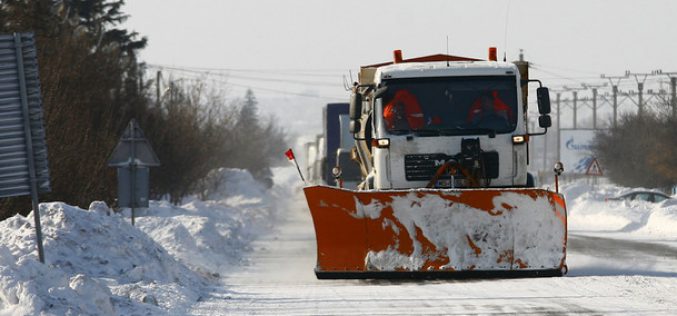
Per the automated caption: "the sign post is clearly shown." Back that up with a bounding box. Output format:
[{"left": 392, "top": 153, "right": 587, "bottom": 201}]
[
  {"left": 0, "top": 33, "right": 52, "bottom": 263},
  {"left": 108, "top": 120, "right": 160, "bottom": 225}
]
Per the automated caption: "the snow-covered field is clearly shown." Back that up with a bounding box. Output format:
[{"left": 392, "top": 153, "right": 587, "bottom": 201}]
[{"left": 1, "top": 168, "right": 676, "bottom": 315}]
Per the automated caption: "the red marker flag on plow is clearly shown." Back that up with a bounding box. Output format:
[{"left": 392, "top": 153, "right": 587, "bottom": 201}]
[
  {"left": 285, "top": 148, "right": 305, "bottom": 182},
  {"left": 285, "top": 148, "right": 295, "bottom": 160}
]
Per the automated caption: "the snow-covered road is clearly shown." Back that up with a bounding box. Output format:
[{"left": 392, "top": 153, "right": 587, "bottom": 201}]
[
  {"left": 190, "top": 188, "right": 677, "bottom": 315},
  {"left": 3, "top": 168, "right": 675, "bottom": 315}
]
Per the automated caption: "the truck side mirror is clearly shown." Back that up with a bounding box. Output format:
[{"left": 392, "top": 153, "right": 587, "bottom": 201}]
[
  {"left": 538, "top": 115, "right": 552, "bottom": 128},
  {"left": 537, "top": 87, "right": 551, "bottom": 114},
  {"left": 349, "top": 92, "right": 362, "bottom": 119},
  {"left": 349, "top": 120, "right": 361, "bottom": 133}
]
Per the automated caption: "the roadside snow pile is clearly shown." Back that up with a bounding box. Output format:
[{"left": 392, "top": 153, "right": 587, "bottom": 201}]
[
  {"left": 562, "top": 182, "right": 677, "bottom": 238},
  {"left": 0, "top": 202, "right": 203, "bottom": 316},
  {"left": 135, "top": 168, "right": 276, "bottom": 277},
  {"left": 0, "top": 167, "right": 287, "bottom": 315}
]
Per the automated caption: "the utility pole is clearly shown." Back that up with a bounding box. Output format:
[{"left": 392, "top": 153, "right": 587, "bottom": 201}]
[
  {"left": 563, "top": 86, "right": 587, "bottom": 129},
  {"left": 601, "top": 73, "right": 627, "bottom": 128},
  {"left": 542, "top": 121, "right": 548, "bottom": 171},
  {"left": 573, "top": 91, "right": 577, "bottom": 129},
  {"left": 582, "top": 83, "right": 607, "bottom": 129},
  {"left": 626, "top": 71, "right": 655, "bottom": 116},
  {"left": 156, "top": 70, "right": 162, "bottom": 107},
  {"left": 673, "top": 76, "right": 677, "bottom": 118},
  {"left": 653, "top": 70, "right": 677, "bottom": 118},
  {"left": 592, "top": 89, "right": 598, "bottom": 129}
]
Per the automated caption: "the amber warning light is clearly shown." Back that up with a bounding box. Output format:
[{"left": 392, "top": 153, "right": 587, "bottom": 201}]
[
  {"left": 488, "top": 47, "right": 497, "bottom": 61},
  {"left": 393, "top": 50, "right": 403, "bottom": 64}
]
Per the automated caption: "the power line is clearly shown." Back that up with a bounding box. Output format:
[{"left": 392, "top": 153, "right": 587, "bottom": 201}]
[
  {"left": 150, "top": 66, "right": 343, "bottom": 87},
  {"left": 147, "top": 64, "right": 345, "bottom": 78},
  {"left": 149, "top": 64, "right": 347, "bottom": 100},
  {"left": 531, "top": 62, "right": 602, "bottom": 76},
  {"left": 531, "top": 66, "right": 589, "bottom": 86},
  {"left": 155, "top": 71, "right": 346, "bottom": 101},
  {"left": 226, "top": 81, "right": 345, "bottom": 101}
]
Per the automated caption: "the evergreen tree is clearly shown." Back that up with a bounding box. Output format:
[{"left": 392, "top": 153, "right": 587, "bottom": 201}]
[{"left": 0, "top": 1, "right": 288, "bottom": 218}]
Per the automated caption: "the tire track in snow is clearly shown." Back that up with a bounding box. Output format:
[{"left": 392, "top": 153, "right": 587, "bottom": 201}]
[{"left": 569, "top": 235, "right": 677, "bottom": 260}]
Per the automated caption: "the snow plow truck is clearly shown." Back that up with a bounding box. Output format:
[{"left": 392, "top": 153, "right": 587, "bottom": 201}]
[{"left": 304, "top": 48, "right": 567, "bottom": 279}]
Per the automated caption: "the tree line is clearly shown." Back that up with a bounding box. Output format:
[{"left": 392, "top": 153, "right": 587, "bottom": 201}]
[
  {"left": 0, "top": 0, "right": 287, "bottom": 219},
  {"left": 592, "top": 101, "right": 676, "bottom": 190}
]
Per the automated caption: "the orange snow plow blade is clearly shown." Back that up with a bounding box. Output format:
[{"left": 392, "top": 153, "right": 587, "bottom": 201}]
[{"left": 304, "top": 186, "right": 567, "bottom": 279}]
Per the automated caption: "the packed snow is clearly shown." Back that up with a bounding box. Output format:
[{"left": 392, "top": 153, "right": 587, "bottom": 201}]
[{"left": 1, "top": 167, "right": 676, "bottom": 315}]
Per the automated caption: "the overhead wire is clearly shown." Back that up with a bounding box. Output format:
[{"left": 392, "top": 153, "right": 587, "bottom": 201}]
[
  {"left": 147, "top": 64, "right": 345, "bottom": 78},
  {"left": 149, "top": 66, "right": 342, "bottom": 88},
  {"left": 146, "top": 64, "right": 347, "bottom": 100},
  {"left": 531, "top": 62, "right": 602, "bottom": 76}
]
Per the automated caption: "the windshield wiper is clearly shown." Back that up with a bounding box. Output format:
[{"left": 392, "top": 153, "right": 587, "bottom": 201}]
[
  {"left": 411, "top": 129, "right": 440, "bottom": 136},
  {"left": 387, "top": 129, "right": 411, "bottom": 135},
  {"left": 388, "top": 128, "right": 496, "bottom": 138},
  {"left": 436, "top": 129, "right": 466, "bottom": 136},
  {"left": 454, "top": 128, "right": 497, "bottom": 138}
]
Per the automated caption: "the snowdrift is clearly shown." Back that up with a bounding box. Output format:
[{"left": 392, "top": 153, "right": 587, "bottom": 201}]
[
  {"left": 0, "top": 168, "right": 285, "bottom": 315},
  {"left": 562, "top": 182, "right": 677, "bottom": 239},
  {"left": 135, "top": 168, "right": 276, "bottom": 276},
  {"left": 0, "top": 202, "right": 202, "bottom": 315}
]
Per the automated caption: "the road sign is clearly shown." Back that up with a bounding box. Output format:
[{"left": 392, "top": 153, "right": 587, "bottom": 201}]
[
  {"left": 108, "top": 119, "right": 160, "bottom": 167},
  {"left": 0, "top": 33, "right": 51, "bottom": 197},
  {"left": 108, "top": 119, "right": 160, "bottom": 225},
  {"left": 586, "top": 158, "right": 603, "bottom": 176},
  {"left": 0, "top": 32, "right": 52, "bottom": 263},
  {"left": 116, "top": 167, "right": 150, "bottom": 208}
]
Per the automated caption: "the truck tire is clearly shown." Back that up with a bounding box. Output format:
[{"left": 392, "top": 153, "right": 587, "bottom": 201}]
[{"left": 526, "top": 173, "right": 535, "bottom": 188}]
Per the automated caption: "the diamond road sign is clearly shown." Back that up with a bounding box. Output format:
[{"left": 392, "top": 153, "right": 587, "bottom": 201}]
[
  {"left": 108, "top": 120, "right": 159, "bottom": 219},
  {"left": 108, "top": 119, "right": 160, "bottom": 167}
]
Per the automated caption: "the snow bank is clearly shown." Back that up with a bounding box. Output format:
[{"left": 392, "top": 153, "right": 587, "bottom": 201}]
[
  {"left": 562, "top": 182, "right": 677, "bottom": 239},
  {"left": 0, "top": 168, "right": 284, "bottom": 315},
  {"left": 0, "top": 202, "right": 202, "bottom": 315},
  {"left": 135, "top": 168, "right": 276, "bottom": 277}
]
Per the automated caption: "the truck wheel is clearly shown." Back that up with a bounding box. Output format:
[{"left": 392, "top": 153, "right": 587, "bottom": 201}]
[{"left": 526, "top": 173, "right": 535, "bottom": 188}]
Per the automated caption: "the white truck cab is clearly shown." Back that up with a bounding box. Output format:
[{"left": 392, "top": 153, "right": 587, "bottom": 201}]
[{"left": 347, "top": 50, "right": 551, "bottom": 190}]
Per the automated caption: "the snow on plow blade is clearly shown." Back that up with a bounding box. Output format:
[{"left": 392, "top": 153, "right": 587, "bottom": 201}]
[{"left": 304, "top": 186, "right": 567, "bottom": 279}]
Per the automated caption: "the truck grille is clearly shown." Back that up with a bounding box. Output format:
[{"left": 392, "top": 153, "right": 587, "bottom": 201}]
[{"left": 404, "top": 153, "right": 499, "bottom": 181}]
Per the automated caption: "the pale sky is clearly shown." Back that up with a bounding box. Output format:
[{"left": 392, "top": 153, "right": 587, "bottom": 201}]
[{"left": 122, "top": 0, "right": 677, "bottom": 132}]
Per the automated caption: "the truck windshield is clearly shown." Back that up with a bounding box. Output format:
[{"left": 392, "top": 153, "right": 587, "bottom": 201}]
[{"left": 381, "top": 76, "right": 518, "bottom": 135}]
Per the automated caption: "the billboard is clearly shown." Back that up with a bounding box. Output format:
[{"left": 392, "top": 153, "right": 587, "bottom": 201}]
[{"left": 559, "top": 129, "right": 596, "bottom": 174}]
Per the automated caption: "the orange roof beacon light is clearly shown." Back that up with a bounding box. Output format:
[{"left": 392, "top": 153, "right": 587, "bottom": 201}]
[
  {"left": 393, "top": 49, "right": 403, "bottom": 64},
  {"left": 488, "top": 47, "right": 497, "bottom": 61}
]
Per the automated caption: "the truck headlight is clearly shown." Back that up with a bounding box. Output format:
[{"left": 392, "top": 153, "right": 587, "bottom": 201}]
[
  {"left": 512, "top": 135, "right": 528, "bottom": 144},
  {"left": 371, "top": 138, "right": 390, "bottom": 148}
]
